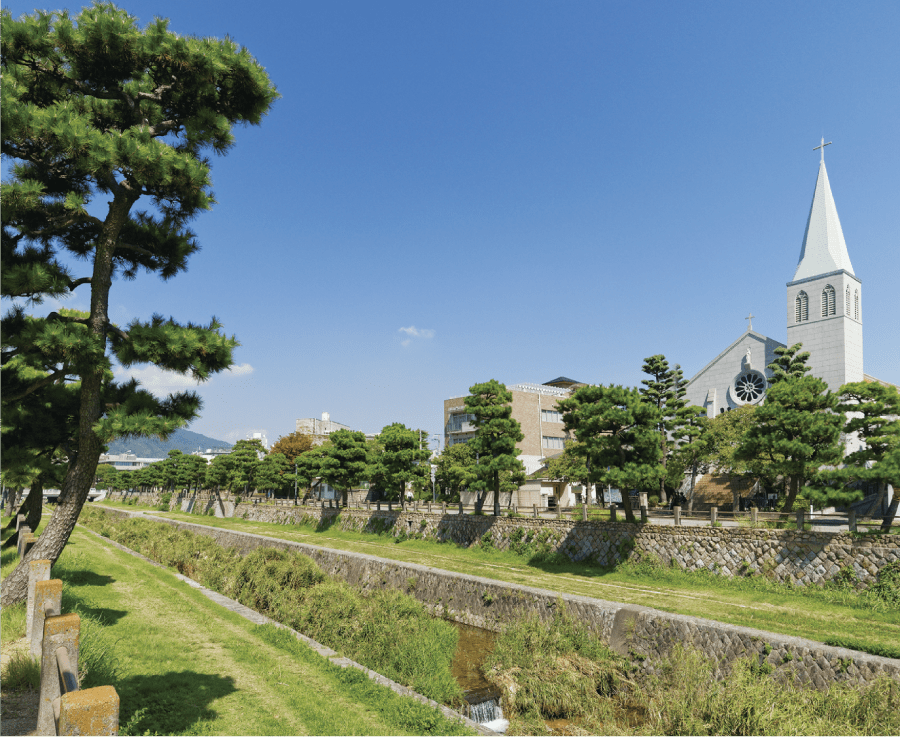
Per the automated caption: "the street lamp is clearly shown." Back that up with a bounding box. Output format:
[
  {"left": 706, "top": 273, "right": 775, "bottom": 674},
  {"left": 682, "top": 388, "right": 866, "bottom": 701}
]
[{"left": 293, "top": 460, "right": 298, "bottom": 505}]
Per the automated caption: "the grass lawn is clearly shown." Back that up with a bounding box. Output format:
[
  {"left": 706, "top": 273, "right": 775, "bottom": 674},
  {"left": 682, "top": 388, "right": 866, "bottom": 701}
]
[
  {"left": 100, "top": 502, "right": 900, "bottom": 657},
  {"left": 1, "top": 517, "right": 472, "bottom": 736}
]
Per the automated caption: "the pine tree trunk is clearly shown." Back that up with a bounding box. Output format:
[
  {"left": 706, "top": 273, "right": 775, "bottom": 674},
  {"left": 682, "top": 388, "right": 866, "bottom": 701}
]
[
  {"left": 621, "top": 488, "right": 636, "bottom": 523},
  {"left": 659, "top": 434, "right": 668, "bottom": 506},
  {"left": 880, "top": 485, "right": 897, "bottom": 533},
  {"left": 687, "top": 463, "right": 697, "bottom": 514},
  {"left": 24, "top": 476, "right": 44, "bottom": 534},
  {"left": 5, "top": 487, "right": 21, "bottom": 520},
  {"left": 781, "top": 476, "right": 800, "bottom": 515}
]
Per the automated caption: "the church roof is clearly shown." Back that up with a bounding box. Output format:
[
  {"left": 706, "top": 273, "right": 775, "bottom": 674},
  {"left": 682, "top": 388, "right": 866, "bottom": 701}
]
[
  {"left": 792, "top": 158, "right": 855, "bottom": 281},
  {"left": 685, "top": 329, "right": 784, "bottom": 387}
]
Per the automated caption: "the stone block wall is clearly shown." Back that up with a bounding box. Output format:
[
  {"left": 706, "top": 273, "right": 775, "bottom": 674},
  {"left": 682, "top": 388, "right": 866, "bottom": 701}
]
[
  {"left": 99, "top": 493, "right": 899, "bottom": 588},
  {"left": 90, "top": 506, "right": 900, "bottom": 690},
  {"left": 233, "top": 504, "right": 899, "bottom": 588}
]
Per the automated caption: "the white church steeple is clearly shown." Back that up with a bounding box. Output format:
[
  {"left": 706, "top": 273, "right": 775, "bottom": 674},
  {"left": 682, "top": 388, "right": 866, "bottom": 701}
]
[
  {"left": 793, "top": 139, "right": 855, "bottom": 281},
  {"left": 786, "top": 139, "right": 863, "bottom": 392}
]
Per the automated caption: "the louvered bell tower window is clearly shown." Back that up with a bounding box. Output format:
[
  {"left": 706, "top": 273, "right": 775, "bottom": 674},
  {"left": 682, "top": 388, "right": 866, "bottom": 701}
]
[
  {"left": 846, "top": 286, "right": 851, "bottom": 315},
  {"left": 795, "top": 291, "right": 809, "bottom": 322},
  {"left": 822, "top": 285, "right": 836, "bottom": 317},
  {"left": 854, "top": 289, "right": 860, "bottom": 320}
]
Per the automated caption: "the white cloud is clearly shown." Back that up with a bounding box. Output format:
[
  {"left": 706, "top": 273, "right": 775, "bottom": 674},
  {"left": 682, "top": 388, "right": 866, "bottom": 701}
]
[
  {"left": 398, "top": 325, "right": 435, "bottom": 347},
  {"left": 227, "top": 363, "right": 255, "bottom": 376},
  {"left": 114, "top": 362, "right": 255, "bottom": 395}
]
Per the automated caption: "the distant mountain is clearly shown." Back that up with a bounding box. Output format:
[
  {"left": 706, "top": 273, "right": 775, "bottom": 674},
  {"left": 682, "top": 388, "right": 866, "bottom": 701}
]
[{"left": 106, "top": 428, "right": 232, "bottom": 458}]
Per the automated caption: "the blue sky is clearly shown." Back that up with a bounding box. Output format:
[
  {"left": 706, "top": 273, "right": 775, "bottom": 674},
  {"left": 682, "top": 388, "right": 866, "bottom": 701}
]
[{"left": 5, "top": 0, "right": 899, "bottom": 448}]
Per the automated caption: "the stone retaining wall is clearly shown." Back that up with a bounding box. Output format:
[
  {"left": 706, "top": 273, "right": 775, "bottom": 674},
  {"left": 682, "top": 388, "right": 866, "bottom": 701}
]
[
  {"left": 93, "top": 506, "right": 900, "bottom": 691},
  {"left": 103, "top": 491, "right": 900, "bottom": 587}
]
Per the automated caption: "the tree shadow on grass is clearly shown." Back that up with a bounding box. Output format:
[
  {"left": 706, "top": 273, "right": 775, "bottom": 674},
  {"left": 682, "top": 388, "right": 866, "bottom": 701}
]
[
  {"left": 117, "top": 671, "right": 237, "bottom": 736},
  {"left": 58, "top": 569, "right": 115, "bottom": 587}
]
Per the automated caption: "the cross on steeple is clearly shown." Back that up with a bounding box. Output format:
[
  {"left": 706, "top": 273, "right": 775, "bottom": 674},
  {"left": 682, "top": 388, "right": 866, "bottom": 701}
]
[
  {"left": 814, "top": 137, "right": 832, "bottom": 163},
  {"left": 745, "top": 312, "right": 754, "bottom": 331}
]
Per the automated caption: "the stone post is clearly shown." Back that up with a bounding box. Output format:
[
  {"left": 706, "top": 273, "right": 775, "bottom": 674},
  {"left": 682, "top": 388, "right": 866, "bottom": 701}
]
[
  {"left": 26, "top": 559, "right": 52, "bottom": 641},
  {"left": 57, "top": 686, "right": 119, "bottom": 736},
  {"left": 751, "top": 507, "right": 758, "bottom": 527},
  {"left": 24, "top": 533, "right": 38, "bottom": 557},
  {"left": 533, "top": 504, "right": 538, "bottom": 518},
  {"left": 582, "top": 504, "right": 588, "bottom": 521},
  {"left": 512, "top": 504, "right": 517, "bottom": 516},
  {"left": 38, "top": 613, "right": 80, "bottom": 736},
  {"left": 638, "top": 492, "right": 648, "bottom": 510},
  {"left": 673, "top": 506, "right": 682, "bottom": 526},
  {"left": 442, "top": 502, "right": 447, "bottom": 515},
  {"left": 376, "top": 501, "right": 381, "bottom": 511},
  {"left": 796, "top": 509, "right": 805, "bottom": 530},
  {"left": 710, "top": 507, "right": 717, "bottom": 526},
  {"left": 610, "top": 504, "right": 617, "bottom": 522},
  {"left": 321, "top": 500, "right": 325, "bottom": 510},
  {"left": 17, "top": 525, "right": 32, "bottom": 558},
  {"left": 640, "top": 505, "right": 648, "bottom": 524},
  {"left": 16, "top": 513, "right": 25, "bottom": 532},
  {"left": 366, "top": 501, "right": 371, "bottom": 511},
  {"left": 849, "top": 509, "right": 857, "bottom": 532},
  {"left": 458, "top": 501, "right": 464, "bottom": 515},
  {"left": 556, "top": 506, "right": 562, "bottom": 519},
  {"left": 427, "top": 502, "right": 432, "bottom": 514}
]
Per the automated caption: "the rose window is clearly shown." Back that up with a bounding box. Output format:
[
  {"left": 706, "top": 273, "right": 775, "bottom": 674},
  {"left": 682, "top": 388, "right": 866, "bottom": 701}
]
[{"left": 734, "top": 372, "right": 766, "bottom": 403}]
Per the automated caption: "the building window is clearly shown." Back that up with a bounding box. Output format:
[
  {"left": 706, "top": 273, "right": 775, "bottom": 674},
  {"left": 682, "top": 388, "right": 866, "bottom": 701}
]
[
  {"left": 846, "top": 286, "right": 851, "bottom": 315},
  {"left": 822, "top": 285, "right": 836, "bottom": 317},
  {"left": 795, "top": 291, "right": 808, "bottom": 322},
  {"left": 446, "top": 413, "right": 475, "bottom": 433},
  {"left": 542, "top": 436, "right": 565, "bottom": 450},
  {"left": 541, "top": 409, "right": 562, "bottom": 423},
  {"left": 854, "top": 289, "right": 860, "bottom": 320},
  {"left": 734, "top": 371, "right": 766, "bottom": 403}
]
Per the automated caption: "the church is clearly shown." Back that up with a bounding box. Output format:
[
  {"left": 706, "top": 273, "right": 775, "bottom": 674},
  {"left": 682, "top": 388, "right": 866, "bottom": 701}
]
[{"left": 685, "top": 140, "right": 875, "bottom": 415}]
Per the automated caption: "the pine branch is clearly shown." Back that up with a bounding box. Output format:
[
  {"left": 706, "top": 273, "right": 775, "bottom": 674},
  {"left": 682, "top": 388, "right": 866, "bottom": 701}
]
[{"left": 2, "top": 368, "right": 70, "bottom": 404}]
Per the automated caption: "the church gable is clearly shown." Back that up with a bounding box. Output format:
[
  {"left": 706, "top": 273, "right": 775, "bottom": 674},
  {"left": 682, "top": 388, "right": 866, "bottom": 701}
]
[{"left": 685, "top": 330, "right": 785, "bottom": 417}]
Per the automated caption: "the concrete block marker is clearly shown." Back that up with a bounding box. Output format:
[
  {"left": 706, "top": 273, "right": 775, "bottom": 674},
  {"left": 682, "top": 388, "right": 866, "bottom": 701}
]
[
  {"left": 17, "top": 525, "right": 32, "bottom": 558},
  {"left": 26, "top": 559, "right": 52, "bottom": 641},
  {"left": 38, "top": 613, "right": 80, "bottom": 735},
  {"left": 24, "top": 533, "right": 38, "bottom": 557},
  {"left": 31, "top": 578, "right": 62, "bottom": 661},
  {"left": 56, "top": 686, "right": 120, "bottom": 736}
]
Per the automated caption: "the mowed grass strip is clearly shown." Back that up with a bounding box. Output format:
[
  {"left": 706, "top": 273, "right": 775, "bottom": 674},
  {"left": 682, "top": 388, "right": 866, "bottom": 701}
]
[
  {"left": 104, "top": 504, "right": 900, "bottom": 655},
  {"left": 3, "top": 521, "right": 470, "bottom": 736}
]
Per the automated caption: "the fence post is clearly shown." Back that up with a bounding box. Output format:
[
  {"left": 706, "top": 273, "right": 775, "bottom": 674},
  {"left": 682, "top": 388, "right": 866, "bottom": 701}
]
[
  {"left": 17, "top": 525, "right": 32, "bottom": 558},
  {"left": 849, "top": 509, "right": 857, "bottom": 532},
  {"left": 796, "top": 509, "right": 805, "bottom": 530},
  {"left": 26, "top": 559, "right": 52, "bottom": 641},
  {"left": 582, "top": 504, "right": 588, "bottom": 521},
  {"left": 751, "top": 507, "right": 758, "bottom": 527},
  {"left": 610, "top": 504, "right": 617, "bottom": 522},
  {"left": 31, "top": 579, "right": 64, "bottom": 660},
  {"left": 533, "top": 504, "right": 538, "bottom": 518},
  {"left": 442, "top": 502, "right": 447, "bottom": 515},
  {"left": 640, "top": 505, "right": 648, "bottom": 524},
  {"left": 38, "top": 613, "right": 80, "bottom": 735},
  {"left": 388, "top": 501, "right": 393, "bottom": 512},
  {"left": 711, "top": 507, "right": 717, "bottom": 526},
  {"left": 673, "top": 506, "right": 682, "bottom": 526},
  {"left": 57, "top": 685, "right": 119, "bottom": 736},
  {"left": 459, "top": 501, "right": 464, "bottom": 515},
  {"left": 16, "top": 513, "right": 25, "bottom": 532},
  {"left": 376, "top": 501, "right": 381, "bottom": 511}
]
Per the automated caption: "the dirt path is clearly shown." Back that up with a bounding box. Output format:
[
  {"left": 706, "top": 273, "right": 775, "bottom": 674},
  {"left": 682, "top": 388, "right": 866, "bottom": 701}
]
[{"left": 0, "top": 639, "right": 38, "bottom": 737}]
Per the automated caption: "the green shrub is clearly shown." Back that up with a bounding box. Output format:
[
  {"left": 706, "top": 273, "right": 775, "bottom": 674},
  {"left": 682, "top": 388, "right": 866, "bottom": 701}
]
[{"left": 0, "top": 649, "right": 40, "bottom": 690}]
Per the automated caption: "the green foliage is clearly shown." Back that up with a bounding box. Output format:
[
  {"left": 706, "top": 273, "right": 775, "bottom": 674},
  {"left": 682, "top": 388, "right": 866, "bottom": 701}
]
[
  {"left": 433, "top": 442, "right": 476, "bottom": 501},
  {"left": 465, "top": 380, "right": 525, "bottom": 514},
  {"left": 0, "top": 648, "right": 40, "bottom": 690},
  {"left": 558, "top": 383, "right": 663, "bottom": 522},
  {"left": 371, "top": 423, "right": 431, "bottom": 503},
  {"left": 767, "top": 343, "right": 812, "bottom": 385},
  {"left": 736, "top": 375, "right": 844, "bottom": 512},
  {"left": 268, "top": 431, "right": 315, "bottom": 465},
  {"left": 319, "top": 430, "right": 368, "bottom": 498}
]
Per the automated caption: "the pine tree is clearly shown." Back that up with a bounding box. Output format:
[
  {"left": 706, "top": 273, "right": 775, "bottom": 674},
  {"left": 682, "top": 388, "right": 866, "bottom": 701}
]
[
  {"left": 829, "top": 382, "right": 900, "bottom": 530},
  {"left": 735, "top": 376, "right": 843, "bottom": 514},
  {"left": 373, "top": 423, "right": 431, "bottom": 508},
  {"left": 639, "top": 355, "right": 688, "bottom": 505},
  {"left": 464, "top": 380, "right": 525, "bottom": 516},
  {"left": 433, "top": 443, "right": 476, "bottom": 502},
  {"left": 319, "top": 430, "right": 368, "bottom": 506},
  {"left": 558, "top": 384, "right": 663, "bottom": 523},
  {"left": 1, "top": 4, "right": 277, "bottom": 605},
  {"left": 767, "top": 343, "right": 811, "bottom": 385}
]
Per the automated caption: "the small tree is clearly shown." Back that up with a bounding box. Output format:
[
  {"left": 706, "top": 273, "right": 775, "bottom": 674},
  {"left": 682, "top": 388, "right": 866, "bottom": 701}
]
[
  {"left": 255, "top": 452, "right": 290, "bottom": 496},
  {"left": 464, "top": 380, "right": 525, "bottom": 516},
  {"left": 544, "top": 441, "right": 592, "bottom": 504},
  {"left": 294, "top": 445, "right": 330, "bottom": 499},
  {"left": 319, "top": 430, "right": 368, "bottom": 506},
  {"left": 269, "top": 432, "right": 315, "bottom": 465},
  {"left": 226, "top": 439, "right": 266, "bottom": 493},
  {"left": 767, "top": 343, "right": 812, "bottom": 385},
  {"left": 639, "top": 355, "right": 688, "bottom": 505},
  {"left": 736, "top": 375, "right": 843, "bottom": 514},
  {"left": 433, "top": 443, "right": 476, "bottom": 502},
  {"left": 828, "top": 382, "right": 900, "bottom": 531},
  {"left": 373, "top": 423, "right": 430, "bottom": 508},
  {"left": 559, "top": 384, "right": 662, "bottom": 523},
  {"left": 670, "top": 408, "right": 711, "bottom": 512}
]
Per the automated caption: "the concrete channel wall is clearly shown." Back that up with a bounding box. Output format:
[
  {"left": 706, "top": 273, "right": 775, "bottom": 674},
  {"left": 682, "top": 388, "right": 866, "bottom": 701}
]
[{"left": 93, "top": 506, "right": 900, "bottom": 691}]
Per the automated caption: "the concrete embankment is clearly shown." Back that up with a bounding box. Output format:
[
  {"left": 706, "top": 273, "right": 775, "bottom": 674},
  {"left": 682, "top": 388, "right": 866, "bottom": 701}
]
[{"left": 93, "top": 505, "right": 900, "bottom": 691}]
